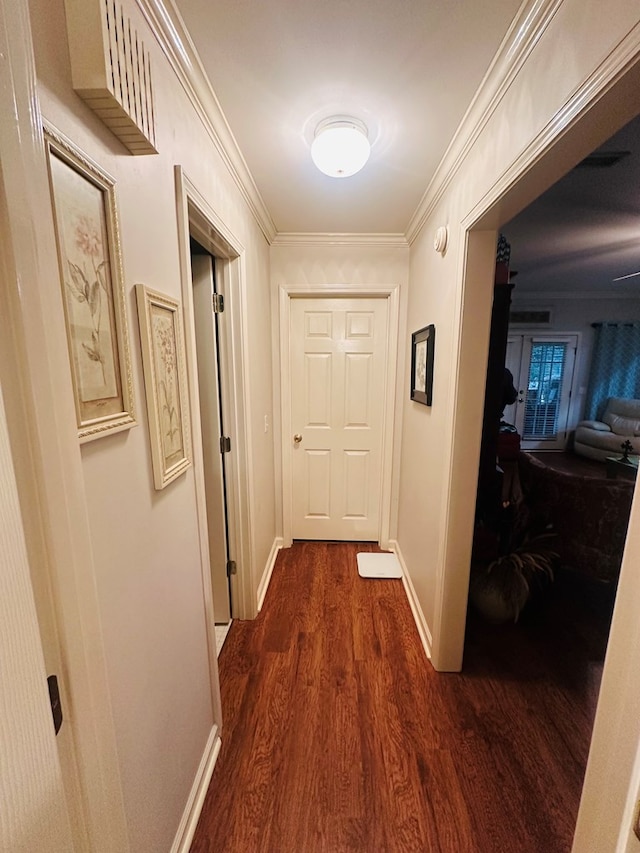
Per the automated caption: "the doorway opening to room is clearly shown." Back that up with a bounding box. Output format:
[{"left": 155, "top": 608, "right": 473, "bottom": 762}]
[
  {"left": 448, "top": 106, "right": 640, "bottom": 668},
  {"left": 434, "top": 65, "right": 640, "bottom": 852},
  {"left": 470, "top": 109, "right": 640, "bottom": 634},
  {"left": 175, "top": 166, "right": 257, "bottom": 680},
  {"left": 190, "top": 243, "right": 233, "bottom": 641}
]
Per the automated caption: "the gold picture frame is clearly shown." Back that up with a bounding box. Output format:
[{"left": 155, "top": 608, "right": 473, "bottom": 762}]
[
  {"left": 44, "top": 124, "right": 136, "bottom": 441},
  {"left": 135, "top": 284, "right": 192, "bottom": 489}
]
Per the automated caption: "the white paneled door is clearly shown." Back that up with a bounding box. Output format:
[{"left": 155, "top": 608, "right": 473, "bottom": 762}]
[{"left": 290, "top": 297, "right": 388, "bottom": 540}]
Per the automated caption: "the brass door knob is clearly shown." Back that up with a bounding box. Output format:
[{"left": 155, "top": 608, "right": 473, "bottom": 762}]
[{"left": 293, "top": 433, "right": 302, "bottom": 444}]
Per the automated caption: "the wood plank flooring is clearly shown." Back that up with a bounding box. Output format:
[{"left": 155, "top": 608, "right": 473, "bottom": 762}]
[{"left": 190, "top": 542, "right": 613, "bottom": 853}]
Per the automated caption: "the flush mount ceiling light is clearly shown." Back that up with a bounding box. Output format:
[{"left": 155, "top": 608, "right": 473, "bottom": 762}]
[{"left": 311, "top": 117, "right": 371, "bottom": 178}]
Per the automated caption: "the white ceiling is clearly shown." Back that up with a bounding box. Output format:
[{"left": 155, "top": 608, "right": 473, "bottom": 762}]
[
  {"left": 174, "top": 0, "right": 523, "bottom": 234},
  {"left": 172, "top": 0, "right": 640, "bottom": 297},
  {"left": 505, "top": 114, "right": 640, "bottom": 295}
]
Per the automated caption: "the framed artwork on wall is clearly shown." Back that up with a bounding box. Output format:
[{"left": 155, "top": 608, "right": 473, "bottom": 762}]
[
  {"left": 410, "top": 324, "right": 435, "bottom": 406},
  {"left": 135, "top": 284, "right": 192, "bottom": 489},
  {"left": 44, "top": 124, "right": 136, "bottom": 442}
]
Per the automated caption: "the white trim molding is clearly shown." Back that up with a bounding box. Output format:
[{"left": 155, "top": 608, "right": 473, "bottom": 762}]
[
  {"left": 136, "top": 0, "right": 276, "bottom": 243},
  {"left": 406, "top": 0, "right": 564, "bottom": 243},
  {"left": 464, "top": 17, "right": 640, "bottom": 233},
  {"left": 170, "top": 726, "right": 221, "bottom": 853},
  {"left": 175, "top": 166, "right": 258, "bottom": 628},
  {"left": 272, "top": 233, "right": 409, "bottom": 248},
  {"left": 390, "top": 541, "right": 433, "bottom": 660},
  {"left": 257, "top": 537, "right": 283, "bottom": 611}
]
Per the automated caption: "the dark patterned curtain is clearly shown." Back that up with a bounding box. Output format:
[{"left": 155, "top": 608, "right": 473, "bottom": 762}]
[{"left": 584, "top": 322, "right": 640, "bottom": 420}]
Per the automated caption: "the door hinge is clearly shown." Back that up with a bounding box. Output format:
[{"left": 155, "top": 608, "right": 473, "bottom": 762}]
[
  {"left": 226, "top": 559, "right": 237, "bottom": 576},
  {"left": 212, "top": 293, "right": 224, "bottom": 314},
  {"left": 220, "top": 435, "right": 231, "bottom": 453},
  {"left": 47, "top": 674, "right": 63, "bottom": 735}
]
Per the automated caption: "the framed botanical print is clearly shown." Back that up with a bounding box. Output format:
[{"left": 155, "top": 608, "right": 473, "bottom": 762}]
[
  {"left": 44, "top": 124, "right": 136, "bottom": 441},
  {"left": 410, "top": 324, "right": 435, "bottom": 406},
  {"left": 135, "top": 284, "right": 192, "bottom": 489}
]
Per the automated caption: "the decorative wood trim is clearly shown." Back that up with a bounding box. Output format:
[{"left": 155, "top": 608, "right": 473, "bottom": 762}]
[
  {"left": 175, "top": 166, "right": 257, "bottom": 621},
  {"left": 175, "top": 171, "right": 223, "bottom": 727},
  {"left": 406, "top": 0, "right": 564, "bottom": 243},
  {"left": 390, "top": 540, "right": 433, "bottom": 660},
  {"left": 278, "top": 288, "right": 294, "bottom": 548},
  {"left": 272, "top": 233, "right": 409, "bottom": 248},
  {"left": 462, "top": 18, "right": 640, "bottom": 235},
  {"left": 257, "top": 537, "right": 283, "bottom": 611},
  {"left": 169, "top": 726, "right": 221, "bottom": 853},
  {"left": 135, "top": 0, "right": 276, "bottom": 242}
]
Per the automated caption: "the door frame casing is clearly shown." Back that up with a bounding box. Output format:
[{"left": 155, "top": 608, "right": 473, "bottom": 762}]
[
  {"left": 434, "top": 25, "right": 640, "bottom": 673},
  {"left": 175, "top": 167, "right": 257, "bottom": 631},
  {"left": 279, "top": 284, "right": 400, "bottom": 548},
  {"left": 0, "top": 0, "right": 130, "bottom": 847},
  {"left": 191, "top": 254, "right": 231, "bottom": 623},
  {"left": 432, "top": 30, "right": 640, "bottom": 853}
]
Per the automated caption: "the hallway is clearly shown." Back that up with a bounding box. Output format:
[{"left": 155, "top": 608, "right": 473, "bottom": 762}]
[{"left": 191, "top": 542, "right": 608, "bottom": 852}]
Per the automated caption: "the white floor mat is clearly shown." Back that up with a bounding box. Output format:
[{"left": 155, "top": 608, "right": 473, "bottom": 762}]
[{"left": 356, "top": 551, "right": 402, "bottom": 579}]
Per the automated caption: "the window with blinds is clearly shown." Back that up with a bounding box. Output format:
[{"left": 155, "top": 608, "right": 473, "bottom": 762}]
[{"left": 523, "top": 343, "right": 567, "bottom": 439}]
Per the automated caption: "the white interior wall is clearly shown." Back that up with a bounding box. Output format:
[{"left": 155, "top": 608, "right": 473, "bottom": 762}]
[
  {"left": 27, "top": 0, "right": 275, "bottom": 848},
  {"left": 397, "top": 220, "right": 462, "bottom": 634}
]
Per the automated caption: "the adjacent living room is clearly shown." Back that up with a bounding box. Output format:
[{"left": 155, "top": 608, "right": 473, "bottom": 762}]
[{"left": 465, "top": 112, "right": 640, "bottom": 850}]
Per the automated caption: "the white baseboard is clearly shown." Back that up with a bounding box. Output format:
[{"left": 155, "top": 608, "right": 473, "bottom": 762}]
[
  {"left": 389, "top": 540, "right": 433, "bottom": 660},
  {"left": 170, "top": 725, "right": 221, "bottom": 853},
  {"left": 257, "top": 536, "right": 283, "bottom": 611}
]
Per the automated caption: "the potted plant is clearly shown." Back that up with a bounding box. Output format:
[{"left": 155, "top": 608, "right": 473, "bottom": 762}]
[{"left": 469, "top": 515, "right": 557, "bottom": 623}]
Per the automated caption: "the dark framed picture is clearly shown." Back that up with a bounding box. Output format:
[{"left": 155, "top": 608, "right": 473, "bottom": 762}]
[{"left": 410, "top": 324, "right": 435, "bottom": 406}]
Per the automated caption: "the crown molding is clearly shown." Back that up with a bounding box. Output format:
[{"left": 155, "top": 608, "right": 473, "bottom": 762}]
[
  {"left": 271, "top": 232, "right": 409, "bottom": 248},
  {"left": 464, "top": 18, "right": 640, "bottom": 232},
  {"left": 135, "top": 0, "right": 277, "bottom": 244},
  {"left": 405, "top": 0, "right": 564, "bottom": 244}
]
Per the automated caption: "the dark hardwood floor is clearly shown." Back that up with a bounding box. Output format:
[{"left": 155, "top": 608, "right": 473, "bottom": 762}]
[{"left": 190, "top": 541, "right": 614, "bottom": 853}]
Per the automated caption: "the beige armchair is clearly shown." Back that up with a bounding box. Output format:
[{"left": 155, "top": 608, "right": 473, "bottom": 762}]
[{"left": 574, "top": 397, "right": 640, "bottom": 462}]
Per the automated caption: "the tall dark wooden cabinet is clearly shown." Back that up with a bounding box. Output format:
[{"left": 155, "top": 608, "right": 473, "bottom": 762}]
[{"left": 477, "top": 260, "right": 514, "bottom": 521}]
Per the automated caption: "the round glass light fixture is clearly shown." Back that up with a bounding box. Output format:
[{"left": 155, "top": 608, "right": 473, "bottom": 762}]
[{"left": 311, "top": 117, "right": 371, "bottom": 178}]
